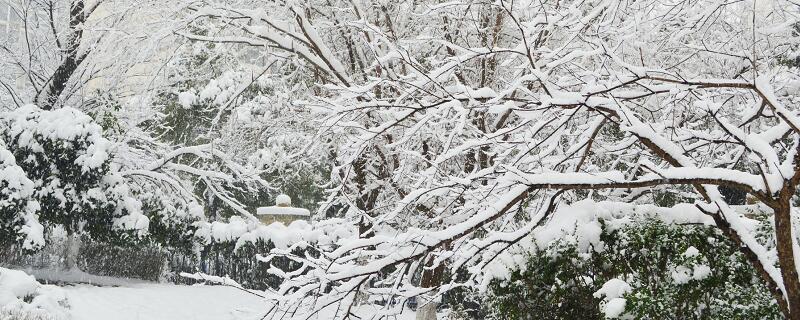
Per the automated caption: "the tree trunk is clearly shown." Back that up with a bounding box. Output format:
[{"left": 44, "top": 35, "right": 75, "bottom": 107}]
[
  {"left": 416, "top": 302, "right": 437, "bottom": 320},
  {"left": 416, "top": 255, "right": 444, "bottom": 320},
  {"left": 63, "top": 232, "right": 81, "bottom": 270},
  {"left": 37, "top": 0, "right": 86, "bottom": 110},
  {"left": 775, "top": 198, "right": 800, "bottom": 320}
]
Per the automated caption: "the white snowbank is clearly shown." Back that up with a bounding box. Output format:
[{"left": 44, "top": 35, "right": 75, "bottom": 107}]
[
  {"left": 14, "top": 267, "right": 152, "bottom": 287},
  {"left": 64, "top": 283, "right": 266, "bottom": 320},
  {"left": 0, "top": 268, "right": 68, "bottom": 319}
]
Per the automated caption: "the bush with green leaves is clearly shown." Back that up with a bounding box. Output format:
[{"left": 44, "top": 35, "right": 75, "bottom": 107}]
[
  {"left": 488, "top": 218, "right": 781, "bottom": 319},
  {"left": 0, "top": 105, "right": 148, "bottom": 250}
]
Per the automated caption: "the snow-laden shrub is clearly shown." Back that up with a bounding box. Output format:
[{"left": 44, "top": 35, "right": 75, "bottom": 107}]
[
  {"left": 0, "top": 268, "right": 67, "bottom": 320},
  {"left": 0, "top": 144, "right": 42, "bottom": 250},
  {"left": 487, "top": 218, "right": 780, "bottom": 319},
  {"left": 0, "top": 105, "right": 148, "bottom": 249}
]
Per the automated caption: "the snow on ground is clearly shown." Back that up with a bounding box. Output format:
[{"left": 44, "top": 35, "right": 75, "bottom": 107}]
[
  {"left": 63, "top": 283, "right": 420, "bottom": 320},
  {"left": 1, "top": 267, "right": 69, "bottom": 319},
  {"left": 65, "top": 284, "right": 266, "bottom": 320},
  {"left": 1, "top": 267, "right": 423, "bottom": 320}
]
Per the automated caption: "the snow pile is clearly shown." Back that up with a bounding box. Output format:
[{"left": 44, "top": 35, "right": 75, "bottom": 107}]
[
  {"left": 59, "top": 282, "right": 422, "bottom": 320},
  {"left": 593, "top": 278, "right": 631, "bottom": 318},
  {"left": 0, "top": 268, "right": 68, "bottom": 319}
]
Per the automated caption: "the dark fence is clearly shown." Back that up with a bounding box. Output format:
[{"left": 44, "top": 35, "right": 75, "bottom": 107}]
[
  {"left": 1, "top": 238, "right": 312, "bottom": 291},
  {"left": 166, "top": 240, "right": 310, "bottom": 290},
  {"left": 0, "top": 240, "right": 65, "bottom": 269},
  {"left": 78, "top": 242, "right": 166, "bottom": 281}
]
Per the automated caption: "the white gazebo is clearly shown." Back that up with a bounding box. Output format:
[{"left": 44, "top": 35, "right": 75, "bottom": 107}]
[{"left": 256, "top": 194, "right": 311, "bottom": 225}]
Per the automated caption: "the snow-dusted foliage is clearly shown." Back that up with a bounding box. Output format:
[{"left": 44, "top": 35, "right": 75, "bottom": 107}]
[
  {"left": 594, "top": 279, "right": 631, "bottom": 318},
  {"left": 183, "top": 0, "right": 800, "bottom": 318},
  {"left": 487, "top": 210, "right": 780, "bottom": 319},
  {"left": 0, "top": 105, "right": 147, "bottom": 247},
  {"left": 0, "top": 142, "right": 42, "bottom": 250}
]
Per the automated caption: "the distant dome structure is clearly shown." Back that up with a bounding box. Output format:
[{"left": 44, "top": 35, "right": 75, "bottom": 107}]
[
  {"left": 256, "top": 194, "right": 309, "bottom": 225},
  {"left": 275, "top": 194, "right": 292, "bottom": 207}
]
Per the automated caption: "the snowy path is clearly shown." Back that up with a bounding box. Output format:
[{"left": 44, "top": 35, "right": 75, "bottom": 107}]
[{"left": 64, "top": 284, "right": 267, "bottom": 320}]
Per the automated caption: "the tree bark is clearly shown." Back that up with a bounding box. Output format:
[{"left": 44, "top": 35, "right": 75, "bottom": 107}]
[
  {"left": 37, "top": 0, "right": 87, "bottom": 110},
  {"left": 416, "top": 254, "right": 445, "bottom": 320},
  {"left": 63, "top": 232, "right": 81, "bottom": 270},
  {"left": 775, "top": 197, "right": 800, "bottom": 320},
  {"left": 416, "top": 302, "right": 437, "bottom": 320}
]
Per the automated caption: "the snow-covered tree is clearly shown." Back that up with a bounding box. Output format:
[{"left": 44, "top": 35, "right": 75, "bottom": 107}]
[
  {"left": 0, "top": 0, "right": 313, "bottom": 256},
  {"left": 0, "top": 0, "right": 275, "bottom": 271},
  {"left": 183, "top": 0, "right": 800, "bottom": 319},
  {"left": 0, "top": 105, "right": 148, "bottom": 269}
]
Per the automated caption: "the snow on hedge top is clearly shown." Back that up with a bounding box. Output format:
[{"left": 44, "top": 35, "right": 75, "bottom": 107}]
[
  {"left": 532, "top": 199, "right": 714, "bottom": 253},
  {"left": 197, "top": 216, "right": 315, "bottom": 250},
  {"left": 3, "top": 105, "right": 110, "bottom": 172},
  {"left": 481, "top": 199, "right": 718, "bottom": 284},
  {"left": 0, "top": 267, "right": 67, "bottom": 319},
  {"left": 0, "top": 105, "right": 148, "bottom": 238},
  {"left": 195, "top": 216, "right": 355, "bottom": 251}
]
